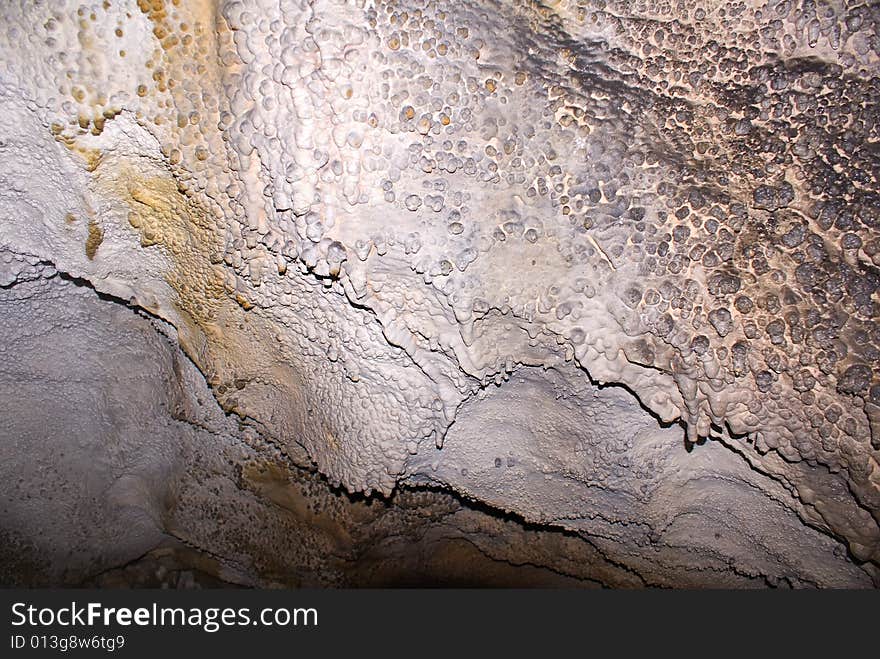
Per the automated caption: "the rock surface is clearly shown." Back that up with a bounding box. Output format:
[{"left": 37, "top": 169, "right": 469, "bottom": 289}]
[{"left": 0, "top": 0, "right": 878, "bottom": 587}]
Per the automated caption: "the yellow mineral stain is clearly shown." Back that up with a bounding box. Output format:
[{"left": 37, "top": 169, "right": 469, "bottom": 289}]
[
  {"left": 235, "top": 294, "right": 254, "bottom": 311},
  {"left": 85, "top": 220, "right": 104, "bottom": 259},
  {"left": 242, "top": 461, "right": 353, "bottom": 547},
  {"left": 55, "top": 135, "right": 103, "bottom": 172}
]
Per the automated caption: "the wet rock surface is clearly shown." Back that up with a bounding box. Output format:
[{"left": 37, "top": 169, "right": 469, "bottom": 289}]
[{"left": 0, "top": 0, "right": 878, "bottom": 587}]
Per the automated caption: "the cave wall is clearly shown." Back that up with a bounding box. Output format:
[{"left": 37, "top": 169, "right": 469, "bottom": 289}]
[{"left": 1, "top": 0, "right": 878, "bottom": 587}]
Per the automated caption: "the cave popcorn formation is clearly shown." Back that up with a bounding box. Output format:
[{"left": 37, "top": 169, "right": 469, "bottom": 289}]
[{"left": 0, "top": 0, "right": 878, "bottom": 587}]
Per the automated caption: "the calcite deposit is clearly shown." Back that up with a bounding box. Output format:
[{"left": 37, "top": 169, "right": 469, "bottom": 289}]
[{"left": 1, "top": 0, "right": 878, "bottom": 587}]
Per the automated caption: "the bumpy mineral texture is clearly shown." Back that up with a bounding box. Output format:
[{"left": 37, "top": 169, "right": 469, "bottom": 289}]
[{"left": 1, "top": 0, "right": 878, "bottom": 587}]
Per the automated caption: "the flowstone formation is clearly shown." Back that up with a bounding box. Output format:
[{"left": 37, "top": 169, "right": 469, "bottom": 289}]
[{"left": 1, "top": 0, "right": 878, "bottom": 587}]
